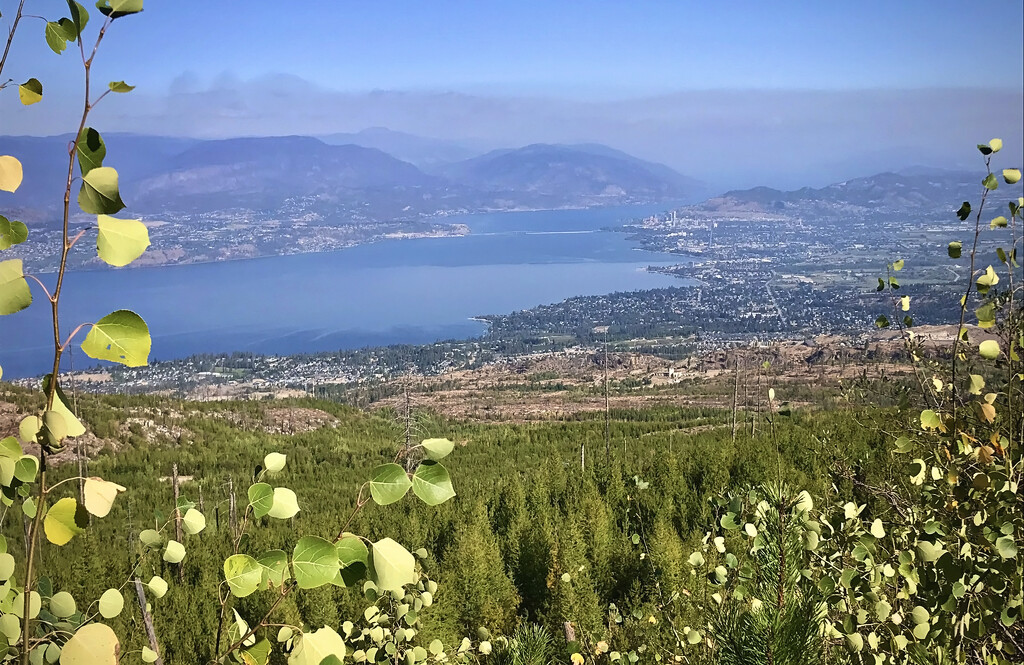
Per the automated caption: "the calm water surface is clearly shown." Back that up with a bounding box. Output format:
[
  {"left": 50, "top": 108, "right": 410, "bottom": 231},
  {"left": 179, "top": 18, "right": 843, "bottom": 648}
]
[{"left": 0, "top": 205, "right": 688, "bottom": 377}]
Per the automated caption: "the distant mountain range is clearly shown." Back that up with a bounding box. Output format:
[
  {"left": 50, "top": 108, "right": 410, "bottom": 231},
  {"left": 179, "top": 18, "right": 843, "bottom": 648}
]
[
  {"left": 0, "top": 131, "right": 702, "bottom": 224},
  {"left": 695, "top": 167, "right": 1021, "bottom": 218},
  {"left": 438, "top": 143, "right": 703, "bottom": 207},
  {"left": 319, "top": 127, "right": 482, "bottom": 168}
]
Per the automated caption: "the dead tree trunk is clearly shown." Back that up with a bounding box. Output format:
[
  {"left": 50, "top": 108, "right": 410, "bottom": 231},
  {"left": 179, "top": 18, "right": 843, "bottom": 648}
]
[
  {"left": 228, "top": 477, "right": 237, "bottom": 532},
  {"left": 171, "top": 464, "right": 184, "bottom": 581},
  {"left": 604, "top": 330, "right": 610, "bottom": 458},
  {"left": 731, "top": 354, "right": 740, "bottom": 440},
  {"left": 134, "top": 578, "right": 164, "bottom": 665}
]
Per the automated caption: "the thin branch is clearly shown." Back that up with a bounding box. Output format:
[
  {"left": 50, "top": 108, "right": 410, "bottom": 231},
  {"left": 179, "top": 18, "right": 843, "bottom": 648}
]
[{"left": 0, "top": 0, "right": 27, "bottom": 79}]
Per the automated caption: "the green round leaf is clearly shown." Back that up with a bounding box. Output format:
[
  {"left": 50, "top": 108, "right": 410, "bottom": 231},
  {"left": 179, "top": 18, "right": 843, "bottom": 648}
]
[
  {"left": 979, "top": 340, "right": 1000, "bottom": 359},
  {"left": 108, "top": 81, "right": 135, "bottom": 93},
  {"left": 0, "top": 216, "right": 28, "bottom": 250},
  {"left": 141, "top": 647, "right": 158, "bottom": 663},
  {"left": 995, "top": 535, "right": 1017, "bottom": 560},
  {"left": 76, "top": 128, "right": 106, "bottom": 176},
  {"left": 162, "top": 539, "right": 185, "bottom": 563},
  {"left": 41, "top": 375, "right": 86, "bottom": 437},
  {"left": 14, "top": 454, "right": 39, "bottom": 483},
  {"left": 267, "top": 487, "right": 299, "bottom": 519},
  {"left": 256, "top": 549, "right": 290, "bottom": 588},
  {"left": 50, "top": 591, "right": 76, "bottom": 618},
  {"left": 292, "top": 536, "right": 340, "bottom": 589},
  {"left": 0, "top": 552, "right": 15, "bottom": 580},
  {"left": 81, "top": 310, "right": 151, "bottom": 367},
  {"left": 248, "top": 482, "right": 274, "bottom": 518},
  {"left": 98, "top": 589, "right": 123, "bottom": 618},
  {"left": 411, "top": 461, "right": 455, "bottom": 506},
  {"left": 139, "top": 529, "right": 162, "bottom": 548},
  {"left": 96, "top": 216, "right": 150, "bottom": 267},
  {"left": 369, "top": 463, "right": 412, "bottom": 505},
  {"left": 336, "top": 534, "right": 369, "bottom": 586},
  {"left": 223, "top": 554, "right": 263, "bottom": 597}
]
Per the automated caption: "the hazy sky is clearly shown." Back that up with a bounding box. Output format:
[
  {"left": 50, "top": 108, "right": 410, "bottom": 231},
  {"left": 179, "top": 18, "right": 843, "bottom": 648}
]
[{"left": 1, "top": 1, "right": 1022, "bottom": 187}]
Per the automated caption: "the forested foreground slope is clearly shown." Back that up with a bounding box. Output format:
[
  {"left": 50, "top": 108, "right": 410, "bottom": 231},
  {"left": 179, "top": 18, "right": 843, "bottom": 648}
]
[{"left": 0, "top": 386, "right": 893, "bottom": 663}]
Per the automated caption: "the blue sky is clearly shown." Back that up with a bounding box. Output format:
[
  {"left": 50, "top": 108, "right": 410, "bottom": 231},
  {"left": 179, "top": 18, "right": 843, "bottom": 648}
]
[
  {"left": 2, "top": 1, "right": 1021, "bottom": 186},
  {"left": 9, "top": 0, "right": 1024, "bottom": 95}
]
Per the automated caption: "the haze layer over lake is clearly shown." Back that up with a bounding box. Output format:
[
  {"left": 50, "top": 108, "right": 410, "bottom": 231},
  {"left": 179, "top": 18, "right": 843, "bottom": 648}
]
[{"left": 0, "top": 205, "right": 687, "bottom": 377}]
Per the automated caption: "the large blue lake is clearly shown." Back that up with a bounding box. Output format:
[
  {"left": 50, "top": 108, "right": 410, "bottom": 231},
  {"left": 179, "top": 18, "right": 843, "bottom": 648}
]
[{"left": 0, "top": 205, "right": 687, "bottom": 378}]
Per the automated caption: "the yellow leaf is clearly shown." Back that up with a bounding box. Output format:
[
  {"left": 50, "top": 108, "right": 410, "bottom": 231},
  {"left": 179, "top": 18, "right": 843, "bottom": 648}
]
[
  {"left": 84, "top": 477, "right": 126, "bottom": 518},
  {"left": 0, "top": 156, "right": 23, "bottom": 192}
]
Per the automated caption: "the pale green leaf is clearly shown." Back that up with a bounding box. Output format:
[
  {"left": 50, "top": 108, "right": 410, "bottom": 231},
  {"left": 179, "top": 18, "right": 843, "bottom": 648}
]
[
  {"left": 98, "top": 589, "right": 123, "bottom": 618},
  {"left": 147, "top": 575, "right": 168, "bottom": 598},
  {"left": 267, "top": 487, "right": 299, "bottom": 519},
  {"left": 979, "top": 339, "right": 1000, "bottom": 359},
  {"left": 182, "top": 508, "right": 206, "bottom": 534},
  {"left": 421, "top": 438, "right": 454, "bottom": 460},
  {"left": 0, "top": 259, "right": 32, "bottom": 315},
  {"left": 289, "top": 626, "right": 346, "bottom": 665},
  {"left": 96, "top": 215, "right": 149, "bottom": 266},
  {"left": 162, "top": 539, "right": 185, "bottom": 563},
  {"left": 370, "top": 538, "right": 415, "bottom": 592},
  {"left": 59, "top": 623, "right": 119, "bottom": 665},
  {"left": 264, "top": 452, "right": 286, "bottom": 473},
  {"left": 50, "top": 591, "right": 76, "bottom": 618}
]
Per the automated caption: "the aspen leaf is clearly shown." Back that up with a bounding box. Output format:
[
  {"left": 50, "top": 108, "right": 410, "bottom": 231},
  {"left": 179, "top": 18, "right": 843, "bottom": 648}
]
[
  {"left": 18, "top": 78, "right": 42, "bottom": 105},
  {"left": 979, "top": 340, "right": 1000, "bottom": 359},
  {"left": 0, "top": 259, "right": 31, "bottom": 315},
  {"left": 43, "top": 498, "right": 87, "bottom": 546},
  {"left": 96, "top": 216, "right": 149, "bottom": 266},
  {"left": 84, "top": 477, "right": 126, "bottom": 517},
  {"left": 81, "top": 309, "right": 151, "bottom": 367},
  {"left": 0, "top": 156, "right": 23, "bottom": 192},
  {"left": 59, "top": 623, "right": 119, "bottom": 665}
]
